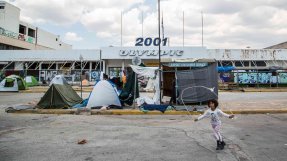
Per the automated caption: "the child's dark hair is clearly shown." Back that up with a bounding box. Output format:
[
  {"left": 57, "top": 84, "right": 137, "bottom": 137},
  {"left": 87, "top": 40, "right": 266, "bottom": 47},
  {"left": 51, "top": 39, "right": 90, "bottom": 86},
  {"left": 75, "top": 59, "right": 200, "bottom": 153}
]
[{"left": 207, "top": 99, "right": 218, "bottom": 108}]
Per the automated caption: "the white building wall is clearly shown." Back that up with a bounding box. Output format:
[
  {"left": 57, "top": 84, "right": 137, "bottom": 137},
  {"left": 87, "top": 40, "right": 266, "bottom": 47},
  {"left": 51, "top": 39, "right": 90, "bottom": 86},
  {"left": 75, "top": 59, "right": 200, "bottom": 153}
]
[
  {"left": 37, "top": 28, "right": 72, "bottom": 50},
  {"left": 0, "top": 1, "right": 20, "bottom": 33}
]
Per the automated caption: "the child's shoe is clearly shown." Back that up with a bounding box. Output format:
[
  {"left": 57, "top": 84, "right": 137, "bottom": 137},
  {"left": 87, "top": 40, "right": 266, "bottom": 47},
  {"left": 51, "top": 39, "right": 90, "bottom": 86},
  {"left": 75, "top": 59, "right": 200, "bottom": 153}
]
[
  {"left": 220, "top": 140, "right": 226, "bottom": 150},
  {"left": 216, "top": 140, "right": 221, "bottom": 150}
]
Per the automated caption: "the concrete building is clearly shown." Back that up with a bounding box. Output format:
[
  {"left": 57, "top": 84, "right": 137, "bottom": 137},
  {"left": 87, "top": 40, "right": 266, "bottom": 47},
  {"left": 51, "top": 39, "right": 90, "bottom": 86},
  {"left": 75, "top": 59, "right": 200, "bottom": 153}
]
[
  {"left": 0, "top": 1, "right": 71, "bottom": 50},
  {"left": 1, "top": 47, "right": 287, "bottom": 85}
]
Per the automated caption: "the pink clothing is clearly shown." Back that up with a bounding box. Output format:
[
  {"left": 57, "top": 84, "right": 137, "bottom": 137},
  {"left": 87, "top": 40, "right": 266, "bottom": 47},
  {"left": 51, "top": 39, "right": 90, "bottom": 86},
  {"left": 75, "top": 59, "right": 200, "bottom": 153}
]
[
  {"left": 197, "top": 108, "right": 230, "bottom": 141},
  {"left": 212, "top": 124, "right": 222, "bottom": 141}
]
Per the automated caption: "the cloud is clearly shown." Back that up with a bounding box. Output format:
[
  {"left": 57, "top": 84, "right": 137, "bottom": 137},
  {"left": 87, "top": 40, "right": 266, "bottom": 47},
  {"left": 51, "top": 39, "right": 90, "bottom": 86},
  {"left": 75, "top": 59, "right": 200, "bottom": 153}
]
[
  {"left": 6, "top": 0, "right": 287, "bottom": 48},
  {"left": 64, "top": 32, "right": 83, "bottom": 41}
]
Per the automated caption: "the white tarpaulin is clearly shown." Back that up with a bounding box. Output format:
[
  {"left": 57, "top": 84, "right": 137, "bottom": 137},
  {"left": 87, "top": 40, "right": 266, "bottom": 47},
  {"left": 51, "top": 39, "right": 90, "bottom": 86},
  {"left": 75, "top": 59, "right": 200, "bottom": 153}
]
[
  {"left": 49, "top": 75, "right": 68, "bottom": 86},
  {"left": 130, "top": 65, "right": 160, "bottom": 106},
  {"left": 130, "top": 65, "right": 158, "bottom": 78}
]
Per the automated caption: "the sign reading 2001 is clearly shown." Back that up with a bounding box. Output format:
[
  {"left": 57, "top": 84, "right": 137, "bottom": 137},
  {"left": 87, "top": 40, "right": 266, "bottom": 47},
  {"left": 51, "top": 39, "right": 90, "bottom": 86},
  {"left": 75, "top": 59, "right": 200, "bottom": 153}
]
[{"left": 135, "top": 37, "right": 168, "bottom": 46}]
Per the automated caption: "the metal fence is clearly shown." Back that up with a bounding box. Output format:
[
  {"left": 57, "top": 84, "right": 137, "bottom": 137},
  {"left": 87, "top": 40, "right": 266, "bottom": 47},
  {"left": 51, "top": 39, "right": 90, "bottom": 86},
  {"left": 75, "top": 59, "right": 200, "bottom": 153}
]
[{"left": 0, "top": 69, "right": 102, "bottom": 85}]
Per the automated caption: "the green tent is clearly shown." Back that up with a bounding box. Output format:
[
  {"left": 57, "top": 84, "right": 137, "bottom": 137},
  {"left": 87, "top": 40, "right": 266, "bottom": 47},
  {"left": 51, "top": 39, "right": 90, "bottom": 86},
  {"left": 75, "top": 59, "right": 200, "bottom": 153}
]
[
  {"left": 37, "top": 84, "right": 82, "bottom": 109},
  {"left": 6, "top": 75, "right": 27, "bottom": 90},
  {"left": 25, "top": 76, "right": 38, "bottom": 87}
]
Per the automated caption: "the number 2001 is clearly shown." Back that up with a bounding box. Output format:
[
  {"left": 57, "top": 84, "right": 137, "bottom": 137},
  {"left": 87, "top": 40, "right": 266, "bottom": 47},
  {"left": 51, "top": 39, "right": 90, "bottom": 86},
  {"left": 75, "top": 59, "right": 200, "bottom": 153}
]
[{"left": 135, "top": 37, "right": 168, "bottom": 46}]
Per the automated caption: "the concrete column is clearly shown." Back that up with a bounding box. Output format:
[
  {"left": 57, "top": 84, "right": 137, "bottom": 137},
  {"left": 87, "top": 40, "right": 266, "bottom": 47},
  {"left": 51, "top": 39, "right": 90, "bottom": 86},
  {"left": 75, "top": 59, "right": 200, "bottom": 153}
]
[
  {"left": 89, "top": 62, "right": 92, "bottom": 81},
  {"left": 103, "top": 60, "right": 106, "bottom": 74},
  {"left": 121, "top": 60, "right": 125, "bottom": 71},
  {"left": 38, "top": 62, "right": 42, "bottom": 82}
]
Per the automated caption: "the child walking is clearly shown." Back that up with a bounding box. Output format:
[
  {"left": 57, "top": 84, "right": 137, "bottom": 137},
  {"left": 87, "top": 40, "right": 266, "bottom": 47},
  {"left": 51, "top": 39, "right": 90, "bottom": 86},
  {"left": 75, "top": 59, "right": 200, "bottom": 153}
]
[{"left": 195, "top": 99, "right": 234, "bottom": 150}]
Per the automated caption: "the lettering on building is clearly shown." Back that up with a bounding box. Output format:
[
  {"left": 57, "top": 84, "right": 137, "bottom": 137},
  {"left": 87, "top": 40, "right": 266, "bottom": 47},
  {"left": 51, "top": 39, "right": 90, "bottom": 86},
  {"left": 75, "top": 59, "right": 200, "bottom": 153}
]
[{"left": 119, "top": 50, "right": 184, "bottom": 57}]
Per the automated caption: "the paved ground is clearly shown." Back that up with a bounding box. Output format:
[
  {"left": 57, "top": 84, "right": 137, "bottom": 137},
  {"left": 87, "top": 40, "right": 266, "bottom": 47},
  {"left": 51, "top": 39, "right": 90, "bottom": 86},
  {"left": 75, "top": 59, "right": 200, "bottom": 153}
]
[
  {"left": 0, "top": 113, "right": 286, "bottom": 161},
  {"left": 0, "top": 92, "right": 286, "bottom": 110},
  {"left": 0, "top": 92, "right": 287, "bottom": 161}
]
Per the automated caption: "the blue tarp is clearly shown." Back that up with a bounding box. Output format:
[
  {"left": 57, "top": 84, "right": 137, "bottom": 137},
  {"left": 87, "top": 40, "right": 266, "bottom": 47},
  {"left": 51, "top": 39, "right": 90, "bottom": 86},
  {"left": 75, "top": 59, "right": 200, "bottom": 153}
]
[
  {"left": 217, "top": 66, "right": 235, "bottom": 72},
  {"left": 141, "top": 104, "right": 170, "bottom": 113}
]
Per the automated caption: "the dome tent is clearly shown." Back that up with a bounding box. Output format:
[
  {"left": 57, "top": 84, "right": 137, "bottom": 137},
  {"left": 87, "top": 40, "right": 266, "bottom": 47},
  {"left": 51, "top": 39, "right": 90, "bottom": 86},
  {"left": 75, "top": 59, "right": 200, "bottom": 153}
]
[
  {"left": 86, "top": 80, "right": 121, "bottom": 109},
  {"left": 25, "top": 75, "right": 38, "bottom": 87},
  {"left": 0, "top": 75, "right": 27, "bottom": 92}
]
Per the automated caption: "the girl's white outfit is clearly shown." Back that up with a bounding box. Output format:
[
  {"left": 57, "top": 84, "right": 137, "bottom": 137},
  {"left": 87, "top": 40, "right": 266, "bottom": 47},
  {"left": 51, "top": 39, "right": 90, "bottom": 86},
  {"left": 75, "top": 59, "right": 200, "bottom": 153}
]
[{"left": 197, "top": 108, "right": 230, "bottom": 141}]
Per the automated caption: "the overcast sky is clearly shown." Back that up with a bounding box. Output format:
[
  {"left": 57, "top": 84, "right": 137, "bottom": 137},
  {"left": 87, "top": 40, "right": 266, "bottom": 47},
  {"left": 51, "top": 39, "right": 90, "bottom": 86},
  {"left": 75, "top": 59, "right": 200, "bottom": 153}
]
[{"left": 6, "top": 0, "right": 287, "bottom": 49}]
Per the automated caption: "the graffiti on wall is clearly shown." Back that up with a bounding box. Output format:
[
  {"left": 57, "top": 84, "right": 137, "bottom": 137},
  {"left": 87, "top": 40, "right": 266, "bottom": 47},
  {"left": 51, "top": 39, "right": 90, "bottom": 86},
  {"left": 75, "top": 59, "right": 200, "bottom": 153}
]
[
  {"left": 219, "top": 73, "right": 234, "bottom": 83},
  {"left": 39, "top": 71, "right": 58, "bottom": 81},
  {"left": 234, "top": 73, "right": 287, "bottom": 84}
]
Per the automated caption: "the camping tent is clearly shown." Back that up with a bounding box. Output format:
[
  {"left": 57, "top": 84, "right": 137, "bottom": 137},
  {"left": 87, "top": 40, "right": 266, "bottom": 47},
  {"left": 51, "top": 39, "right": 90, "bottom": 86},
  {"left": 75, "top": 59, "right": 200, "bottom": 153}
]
[
  {"left": 37, "top": 84, "right": 82, "bottom": 109},
  {"left": 0, "top": 77, "right": 18, "bottom": 92},
  {"left": 86, "top": 80, "right": 121, "bottom": 108},
  {"left": 49, "top": 75, "right": 68, "bottom": 86},
  {"left": 25, "top": 76, "right": 38, "bottom": 87},
  {"left": 0, "top": 75, "right": 27, "bottom": 92}
]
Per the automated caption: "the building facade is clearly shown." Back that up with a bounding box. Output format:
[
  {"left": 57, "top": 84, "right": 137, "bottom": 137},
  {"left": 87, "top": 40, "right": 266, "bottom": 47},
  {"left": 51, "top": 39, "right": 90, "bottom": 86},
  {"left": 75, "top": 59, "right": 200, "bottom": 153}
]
[
  {"left": 0, "top": 1, "right": 71, "bottom": 50},
  {"left": 1, "top": 47, "right": 287, "bottom": 85}
]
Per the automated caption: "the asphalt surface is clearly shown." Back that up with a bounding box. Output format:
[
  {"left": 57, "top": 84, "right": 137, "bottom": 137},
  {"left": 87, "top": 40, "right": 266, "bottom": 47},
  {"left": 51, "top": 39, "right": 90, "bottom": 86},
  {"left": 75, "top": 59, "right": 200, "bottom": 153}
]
[
  {"left": 0, "top": 92, "right": 286, "bottom": 109},
  {"left": 0, "top": 113, "right": 286, "bottom": 161},
  {"left": 0, "top": 92, "right": 287, "bottom": 161}
]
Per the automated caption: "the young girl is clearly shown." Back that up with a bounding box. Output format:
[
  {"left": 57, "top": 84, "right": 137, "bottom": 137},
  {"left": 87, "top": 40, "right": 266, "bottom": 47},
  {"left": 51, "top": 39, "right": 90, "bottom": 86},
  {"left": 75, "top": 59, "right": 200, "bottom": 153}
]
[{"left": 195, "top": 99, "right": 234, "bottom": 150}]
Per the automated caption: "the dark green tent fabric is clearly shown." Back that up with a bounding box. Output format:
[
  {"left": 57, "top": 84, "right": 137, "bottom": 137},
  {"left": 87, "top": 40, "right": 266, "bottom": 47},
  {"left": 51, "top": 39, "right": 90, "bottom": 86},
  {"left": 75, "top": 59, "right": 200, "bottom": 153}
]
[
  {"left": 37, "top": 84, "right": 82, "bottom": 109},
  {"left": 119, "top": 70, "right": 139, "bottom": 106}
]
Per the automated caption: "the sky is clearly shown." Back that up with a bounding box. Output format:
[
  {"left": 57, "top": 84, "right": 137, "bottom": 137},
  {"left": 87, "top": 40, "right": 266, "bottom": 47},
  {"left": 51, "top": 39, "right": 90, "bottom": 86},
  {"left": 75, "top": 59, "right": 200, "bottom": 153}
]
[{"left": 5, "top": 0, "right": 287, "bottom": 49}]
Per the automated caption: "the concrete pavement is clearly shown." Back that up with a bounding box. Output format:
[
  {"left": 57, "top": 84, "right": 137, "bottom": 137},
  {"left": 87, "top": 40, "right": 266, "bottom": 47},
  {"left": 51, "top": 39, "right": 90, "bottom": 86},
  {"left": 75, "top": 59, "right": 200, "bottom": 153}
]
[{"left": 0, "top": 113, "right": 286, "bottom": 161}]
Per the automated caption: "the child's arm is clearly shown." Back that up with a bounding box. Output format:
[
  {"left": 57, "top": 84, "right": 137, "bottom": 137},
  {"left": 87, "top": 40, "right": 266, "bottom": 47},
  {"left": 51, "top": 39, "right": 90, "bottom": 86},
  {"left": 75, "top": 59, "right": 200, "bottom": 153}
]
[
  {"left": 218, "top": 109, "right": 234, "bottom": 118},
  {"left": 195, "top": 111, "right": 209, "bottom": 121}
]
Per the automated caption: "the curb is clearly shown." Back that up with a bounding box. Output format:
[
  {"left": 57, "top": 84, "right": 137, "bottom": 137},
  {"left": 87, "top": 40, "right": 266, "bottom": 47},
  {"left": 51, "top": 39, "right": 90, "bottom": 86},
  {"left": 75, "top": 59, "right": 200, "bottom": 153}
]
[{"left": 6, "top": 109, "right": 287, "bottom": 115}]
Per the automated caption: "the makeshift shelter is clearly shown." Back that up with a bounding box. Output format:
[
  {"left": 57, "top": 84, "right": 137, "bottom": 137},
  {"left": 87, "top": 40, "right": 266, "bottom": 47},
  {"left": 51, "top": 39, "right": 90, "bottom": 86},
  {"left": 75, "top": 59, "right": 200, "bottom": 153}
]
[
  {"left": 37, "top": 84, "right": 82, "bottom": 109},
  {"left": 162, "top": 59, "right": 218, "bottom": 104},
  {"left": 119, "top": 69, "right": 139, "bottom": 106},
  {"left": 49, "top": 75, "right": 68, "bottom": 86},
  {"left": 86, "top": 80, "right": 121, "bottom": 108},
  {"left": 129, "top": 65, "right": 160, "bottom": 106},
  {"left": 25, "top": 75, "right": 38, "bottom": 87},
  {"left": 0, "top": 77, "right": 18, "bottom": 92},
  {"left": 0, "top": 75, "right": 27, "bottom": 92}
]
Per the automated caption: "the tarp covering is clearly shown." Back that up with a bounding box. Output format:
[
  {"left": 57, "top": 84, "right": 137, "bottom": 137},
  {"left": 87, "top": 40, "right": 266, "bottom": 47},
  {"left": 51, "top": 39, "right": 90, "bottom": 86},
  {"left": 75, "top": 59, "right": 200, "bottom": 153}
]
[
  {"left": 141, "top": 104, "right": 170, "bottom": 113},
  {"left": 86, "top": 80, "right": 121, "bottom": 108},
  {"left": 176, "top": 63, "right": 218, "bottom": 103},
  {"left": 130, "top": 65, "right": 158, "bottom": 78},
  {"left": 49, "top": 75, "right": 68, "bottom": 86},
  {"left": 217, "top": 66, "right": 235, "bottom": 72},
  {"left": 37, "top": 84, "right": 82, "bottom": 109},
  {"left": 119, "top": 70, "right": 139, "bottom": 106},
  {"left": 129, "top": 65, "right": 160, "bottom": 106}
]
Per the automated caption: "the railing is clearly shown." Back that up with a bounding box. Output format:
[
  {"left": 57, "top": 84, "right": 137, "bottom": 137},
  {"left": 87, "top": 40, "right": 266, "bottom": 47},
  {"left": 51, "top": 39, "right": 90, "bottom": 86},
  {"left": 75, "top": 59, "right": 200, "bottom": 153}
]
[{"left": 0, "top": 27, "right": 35, "bottom": 44}]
